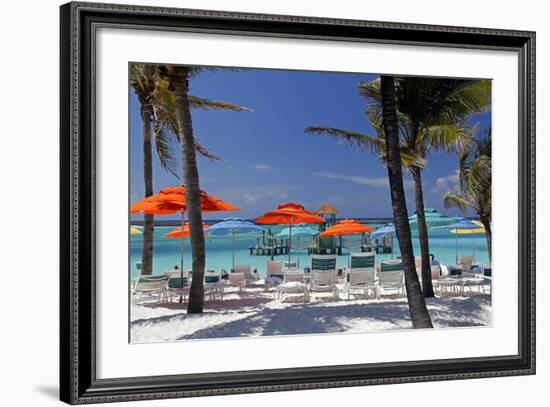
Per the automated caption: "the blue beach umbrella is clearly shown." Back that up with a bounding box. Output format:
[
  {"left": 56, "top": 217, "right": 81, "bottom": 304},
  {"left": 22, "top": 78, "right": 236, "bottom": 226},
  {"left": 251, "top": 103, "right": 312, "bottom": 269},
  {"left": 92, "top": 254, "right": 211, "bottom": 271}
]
[
  {"left": 408, "top": 208, "right": 460, "bottom": 229},
  {"left": 433, "top": 218, "right": 483, "bottom": 263},
  {"left": 276, "top": 225, "right": 317, "bottom": 239},
  {"left": 207, "top": 217, "right": 263, "bottom": 269},
  {"left": 276, "top": 225, "right": 318, "bottom": 267},
  {"left": 371, "top": 223, "right": 395, "bottom": 240}
]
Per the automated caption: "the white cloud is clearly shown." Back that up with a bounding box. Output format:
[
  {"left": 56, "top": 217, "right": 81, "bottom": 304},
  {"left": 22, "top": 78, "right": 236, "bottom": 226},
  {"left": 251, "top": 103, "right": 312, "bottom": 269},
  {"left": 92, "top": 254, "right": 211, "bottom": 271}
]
[
  {"left": 313, "top": 171, "right": 412, "bottom": 189},
  {"left": 430, "top": 172, "right": 460, "bottom": 194},
  {"left": 250, "top": 163, "right": 279, "bottom": 173},
  {"left": 243, "top": 192, "right": 261, "bottom": 205},
  {"left": 219, "top": 185, "right": 299, "bottom": 208}
]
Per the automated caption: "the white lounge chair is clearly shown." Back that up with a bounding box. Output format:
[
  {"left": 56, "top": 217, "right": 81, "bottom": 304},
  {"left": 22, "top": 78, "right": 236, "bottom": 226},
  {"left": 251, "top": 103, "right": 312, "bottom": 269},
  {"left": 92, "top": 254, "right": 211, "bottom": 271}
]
[
  {"left": 226, "top": 272, "right": 245, "bottom": 294},
  {"left": 204, "top": 270, "right": 224, "bottom": 300},
  {"left": 264, "top": 260, "right": 283, "bottom": 291},
  {"left": 481, "top": 263, "right": 492, "bottom": 293},
  {"left": 458, "top": 256, "right": 474, "bottom": 274},
  {"left": 308, "top": 255, "right": 338, "bottom": 299},
  {"left": 166, "top": 270, "right": 190, "bottom": 303},
  {"left": 377, "top": 260, "right": 405, "bottom": 299},
  {"left": 415, "top": 255, "right": 442, "bottom": 285},
  {"left": 274, "top": 270, "right": 308, "bottom": 302},
  {"left": 234, "top": 264, "right": 259, "bottom": 286},
  {"left": 345, "top": 252, "right": 376, "bottom": 300},
  {"left": 132, "top": 274, "right": 169, "bottom": 305}
]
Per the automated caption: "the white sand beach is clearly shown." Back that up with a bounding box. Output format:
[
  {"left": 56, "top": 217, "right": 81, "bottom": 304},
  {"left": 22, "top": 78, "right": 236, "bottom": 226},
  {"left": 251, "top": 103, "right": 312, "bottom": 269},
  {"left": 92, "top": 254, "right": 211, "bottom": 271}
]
[{"left": 131, "top": 284, "right": 492, "bottom": 343}]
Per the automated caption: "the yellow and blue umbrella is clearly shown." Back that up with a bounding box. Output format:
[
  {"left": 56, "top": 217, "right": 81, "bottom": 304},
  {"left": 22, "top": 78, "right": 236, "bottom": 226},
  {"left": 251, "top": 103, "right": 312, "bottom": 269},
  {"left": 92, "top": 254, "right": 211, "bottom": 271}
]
[
  {"left": 129, "top": 226, "right": 142, "bottom": 235},
  {"left": 435, "top": 219, "right": 485, "bottom": 263}
]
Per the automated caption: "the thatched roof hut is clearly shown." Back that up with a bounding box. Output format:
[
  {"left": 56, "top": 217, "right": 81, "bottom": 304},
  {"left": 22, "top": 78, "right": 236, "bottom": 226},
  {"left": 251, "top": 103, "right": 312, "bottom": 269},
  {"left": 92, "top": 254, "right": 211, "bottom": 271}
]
[
  {"left": 316, "top": 204, "right": 339, "bottom": 226},
  {"left": 315, "top": 204, "right": 339, "bottom": 215}
]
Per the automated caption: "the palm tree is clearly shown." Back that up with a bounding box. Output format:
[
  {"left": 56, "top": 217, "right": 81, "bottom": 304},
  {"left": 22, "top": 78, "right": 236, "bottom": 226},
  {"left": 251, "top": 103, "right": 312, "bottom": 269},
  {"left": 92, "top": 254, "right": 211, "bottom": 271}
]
[
  {"left": 130, "top": 64, "right": 178, "bottom": 276},
  {"left": 307, "top": 77, "right": 490, "bottom": 297},
  {"left": 131, "top": 64, "right": 251, "bottom": 277},
  {"left": 362, "top": 78, "right": 490, "bottom": 297},
  {"left": 159, "top": 65, "right": 252, "bottom": 314},
  {"left": 444, "top": 132, "right": 492, "bottom": 260},
  {"left": 380, "top": 76, "right": 432, "bottom": 328}
]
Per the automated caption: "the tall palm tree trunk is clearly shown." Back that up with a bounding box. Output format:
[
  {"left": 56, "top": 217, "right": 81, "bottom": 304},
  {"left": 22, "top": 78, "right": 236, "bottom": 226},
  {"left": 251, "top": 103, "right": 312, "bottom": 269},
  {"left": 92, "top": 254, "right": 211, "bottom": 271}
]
[
  {"left": 410, "top": 166, "right": 435, "bottom": 297},
  {"left": 380, "top": 76, "right": 432, "bottom": 329},
  {"left": 480, "top": 215, "right": 492, "bottom": 261},
  {"left": 141, "top": 106, "right": 154, "bottom": 276},
  {"left": 170, "top": 67, "right": 206, "bottom": 314}
]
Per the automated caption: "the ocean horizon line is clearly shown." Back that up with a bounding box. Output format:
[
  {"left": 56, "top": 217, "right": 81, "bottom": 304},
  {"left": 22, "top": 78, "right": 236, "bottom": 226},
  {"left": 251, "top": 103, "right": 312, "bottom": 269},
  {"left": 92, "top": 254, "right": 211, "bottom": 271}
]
[{"left": 130, "top": 217, "right": 396, "bottom": 227}]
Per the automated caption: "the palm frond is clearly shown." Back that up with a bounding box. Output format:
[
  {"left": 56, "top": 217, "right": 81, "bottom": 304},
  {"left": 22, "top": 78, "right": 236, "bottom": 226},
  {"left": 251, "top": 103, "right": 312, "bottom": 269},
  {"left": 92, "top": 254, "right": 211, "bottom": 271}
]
[
  {"left": 435, "top": 79, "right": 491, "bottom": 123},
  {"left": 188, "top": 96, "right": 254, "bottom": 112},
  {"left": 417, "top": 123, "right": 474, "bottom": 154},
  {"left": 305, "top": 126, "right": 381, "bottom": 152},
  {"left": 358, "top": 78, "right": 382, "bottom": 102},
  {"left": 443, "top": 191, "right": 472, "bottom": 214},
  {"left": 152, "top": 127, "right": 180, "bottom": 179},
  {"left": 194, "top": 139, "right": 222, "bottom": 162}
]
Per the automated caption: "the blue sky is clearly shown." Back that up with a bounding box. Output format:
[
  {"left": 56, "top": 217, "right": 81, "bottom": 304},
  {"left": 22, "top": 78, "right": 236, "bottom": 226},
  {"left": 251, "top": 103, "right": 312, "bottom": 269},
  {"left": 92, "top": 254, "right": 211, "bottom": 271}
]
[{"left": 130, "top": 68, "right": 491, "bottom": 220}]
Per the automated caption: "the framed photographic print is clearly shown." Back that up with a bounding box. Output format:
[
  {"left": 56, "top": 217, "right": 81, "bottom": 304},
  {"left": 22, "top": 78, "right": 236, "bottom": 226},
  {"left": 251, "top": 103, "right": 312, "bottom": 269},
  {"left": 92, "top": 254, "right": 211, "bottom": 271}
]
[{"left": 60, "top": 1, "right": 535, "bottom": 404}]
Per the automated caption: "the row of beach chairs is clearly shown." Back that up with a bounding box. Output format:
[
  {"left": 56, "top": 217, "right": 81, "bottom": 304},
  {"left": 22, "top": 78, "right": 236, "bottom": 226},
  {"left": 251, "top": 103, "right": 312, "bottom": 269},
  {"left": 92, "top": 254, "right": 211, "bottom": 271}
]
[{"left": 131, "top": 254, "right": 492, "bottom": 305}]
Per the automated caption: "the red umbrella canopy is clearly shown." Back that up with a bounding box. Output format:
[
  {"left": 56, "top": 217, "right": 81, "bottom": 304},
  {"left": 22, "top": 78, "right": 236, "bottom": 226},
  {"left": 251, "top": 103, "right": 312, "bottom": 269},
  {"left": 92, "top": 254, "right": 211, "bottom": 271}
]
[
  {"left": 130, "top": 185, "right": 240, "bottom": 214},
  {"left": 165, "top": 223, "right": 210, "bottom": 238},
  {"left": 255, "top": 202, "right": 325, "bottom": 225},
  {"left": 320, "top": 219, "right": 374, "bottom": 236}
]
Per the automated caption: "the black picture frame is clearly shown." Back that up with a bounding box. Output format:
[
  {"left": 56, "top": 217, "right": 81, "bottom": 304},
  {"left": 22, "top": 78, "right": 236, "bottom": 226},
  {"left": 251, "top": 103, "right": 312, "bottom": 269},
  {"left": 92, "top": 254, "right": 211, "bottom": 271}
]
[{"left": 60, "top": 2, "right": 536, "bottom": 404}]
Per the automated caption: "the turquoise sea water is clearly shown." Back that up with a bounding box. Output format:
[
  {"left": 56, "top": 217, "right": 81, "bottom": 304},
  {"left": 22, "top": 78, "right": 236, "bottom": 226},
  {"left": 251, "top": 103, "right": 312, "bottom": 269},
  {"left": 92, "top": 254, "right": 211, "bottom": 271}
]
[{"left": 129, "top": 223, "right": 490, "bottom": 280}]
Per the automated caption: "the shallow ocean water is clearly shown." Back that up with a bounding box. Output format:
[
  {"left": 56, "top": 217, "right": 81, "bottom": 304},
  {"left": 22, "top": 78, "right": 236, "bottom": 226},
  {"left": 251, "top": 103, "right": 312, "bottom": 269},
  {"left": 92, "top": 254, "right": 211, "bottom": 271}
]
[{"left": 129, "top": 223, "right": 490, "bottom": 280}]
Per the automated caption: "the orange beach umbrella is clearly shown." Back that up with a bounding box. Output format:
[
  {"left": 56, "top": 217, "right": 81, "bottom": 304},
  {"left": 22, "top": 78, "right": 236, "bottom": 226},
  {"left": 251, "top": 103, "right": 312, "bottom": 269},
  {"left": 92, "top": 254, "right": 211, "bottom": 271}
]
[
  {"left": 130, "top": 186, "right": 239, "bottom": 214},
  {"left": 320, "top": 219, "right": 374, "bottom": 265},
  {"left": 131, "top": 185, "right": 239, "bottom": 274},
  {"left": 255, "top": 203, "right": 325, "bottom": 265},
  {"left": 255, "top": 202, "right": 325, "bottom": 225},
  {"left": 165, "top": 223, "right": 210, "bottom": 239},
  {"left": 320, "top": 219, "right": 374, "bottom": 237}
]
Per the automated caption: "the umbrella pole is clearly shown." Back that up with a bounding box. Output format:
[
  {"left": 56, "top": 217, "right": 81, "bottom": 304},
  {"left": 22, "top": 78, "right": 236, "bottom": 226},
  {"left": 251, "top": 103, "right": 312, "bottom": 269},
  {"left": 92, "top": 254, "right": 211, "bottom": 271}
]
[
  {"left": 232, "top": 230, "right": 235, "bottom": 271},
  {"left": 473, "top": 233, "right": 476, "bottom": 264},
  {"left": 288, "top": 224, "right": 292, "bottom": 268},
  {"left": 455, "top": 233, "right": 458, "bottom": 264},
  {"left": 179, "top": 210, "right": 185, "bottom": 303},
  {"left": 297, "top": 236, "right": 301, "bottom": 269}
]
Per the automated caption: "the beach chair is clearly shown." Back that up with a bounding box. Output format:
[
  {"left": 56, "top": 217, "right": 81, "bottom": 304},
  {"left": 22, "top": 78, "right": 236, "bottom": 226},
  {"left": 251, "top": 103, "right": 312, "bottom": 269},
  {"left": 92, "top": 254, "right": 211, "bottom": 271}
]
[
  {"left": 226, "top": 272, "right": 245, "bottom": 294},
  {"left": 414, "top": 256, "right": 442, "bottom": 287},
  {"left": 481, "top": 263, "right": 492, "bottom": 294},
  {"left": 234, "top": 264, "right": 259, "bottom": 286},
  {"left": 166, "top": 270, "right": 190, "bottom": 303},
  {"left": 308, "top": 255, "right": 338, "bottom": 299},
  {"left": 458, "top": 256, "right": 474, "bottom": 274},
  {"left": 377, "top": 260, "right": 405, "bottom": 299},
  {"left": 435, "top": 265, "right": 463, "bottom": 295},
  {"left": 344, "top": 252, "right": 376, "bottom": 300},
  {"left": 274, "top": 270, "right": 308, "bottom": 302},
  {"left": 284, "top": 261, "right": 297, "bottom": 270},
  {"left": 264, "top": 260, "right": 283, "bottom": 291},
  {"left": 204, "top": 270, "right": 224, "bottom": 300},
  {"left": 132, "top": 274, "right": 169, "bottom": 305}
]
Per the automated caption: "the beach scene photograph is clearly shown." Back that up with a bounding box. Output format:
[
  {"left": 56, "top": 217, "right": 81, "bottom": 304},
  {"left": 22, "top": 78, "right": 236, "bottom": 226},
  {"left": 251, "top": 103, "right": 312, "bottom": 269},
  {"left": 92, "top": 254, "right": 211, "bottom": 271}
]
[{"left": 129, "top": 64, "right": 492, "bottom": 343}]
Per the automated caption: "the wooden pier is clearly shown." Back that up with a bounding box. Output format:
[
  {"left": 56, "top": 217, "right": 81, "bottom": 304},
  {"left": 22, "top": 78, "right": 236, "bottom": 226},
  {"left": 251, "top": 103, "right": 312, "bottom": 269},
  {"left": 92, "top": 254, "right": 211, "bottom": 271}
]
[{"left": 248, "top": 237, "right": 291, "bottom": 256}]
